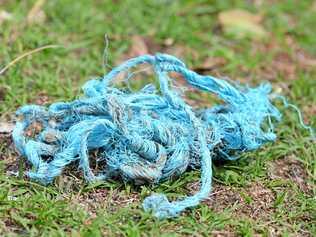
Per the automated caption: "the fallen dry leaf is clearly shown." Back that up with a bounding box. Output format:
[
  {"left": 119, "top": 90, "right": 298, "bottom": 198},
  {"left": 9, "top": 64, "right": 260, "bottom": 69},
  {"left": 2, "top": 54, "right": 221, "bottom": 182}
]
[
  {"left": 296, "top": 50, "right": 316, "bottom": 68},
  {"left": 163, "top": 44, "right": 199, "bottom": 60},
  {"left": 218, "top": 9, "right": 267, "bottom": 39},
  {"left": 273, "top": 52, "right": 296, "bottom": 80},
  {"left": 0, "top": 122, "right": 14, "bottom": 134},
  {"left": 163, "top": 38, "right": 174, "bottom": 46},
  {"left": 194, "top": 57, "right": 227, "bottom": 73},
  {"left": 117, "top": 35, "right": 162, "bottom": 68},
  {"left": 128, "top": 35, "right": 149, "bottom": 56},
  {"left": 119, "top": 35, "right": 161, "bottom": 62},
  {"left": 0, "top": 10, "right": 12, "bottom": 25},
  {"left": 164, "top": 44, "right": 187, "bottom": 58},
  {"left": 27, "top": 0, "right": 46, "bottom": 25},
  {"left": 120, "top": 35, "right": 198, "bottom": 62}
]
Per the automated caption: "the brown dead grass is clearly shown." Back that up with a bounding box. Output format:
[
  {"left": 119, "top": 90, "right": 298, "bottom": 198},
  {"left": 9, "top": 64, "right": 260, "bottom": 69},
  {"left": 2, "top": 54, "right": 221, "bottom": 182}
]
[
  {"left": 204, "top": 182, "right": 275, "bottom": 220},
  {"left": 254, "top": 36, "right": 316, "bottom": 82},
  {"left": 72, "top": 187, "right": 141, "bottom": 218},
  {"left": 268, "top": 155, "right": 313, "bottom": 194},
  {"left": 0, "top": 134, "right": 20, "bottom": 175}
]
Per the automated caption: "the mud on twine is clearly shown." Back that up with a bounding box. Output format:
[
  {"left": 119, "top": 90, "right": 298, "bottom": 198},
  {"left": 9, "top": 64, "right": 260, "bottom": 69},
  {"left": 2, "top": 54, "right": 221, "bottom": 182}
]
[{"left": 12, "top": 53, "right": 314, "bottom": 219}]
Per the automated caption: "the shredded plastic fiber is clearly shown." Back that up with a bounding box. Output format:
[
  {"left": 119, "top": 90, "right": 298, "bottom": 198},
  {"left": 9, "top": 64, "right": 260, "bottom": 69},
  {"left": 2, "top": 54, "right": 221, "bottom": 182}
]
[{"left": 13, "top": 53, "right": 294, "bottom": 218}]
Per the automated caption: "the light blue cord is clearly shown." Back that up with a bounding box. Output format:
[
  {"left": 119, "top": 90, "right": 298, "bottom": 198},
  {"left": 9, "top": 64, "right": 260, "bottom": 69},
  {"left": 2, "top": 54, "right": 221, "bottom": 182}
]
[{"left": 12, "top": 53, "right": 314, "bottom": 218}]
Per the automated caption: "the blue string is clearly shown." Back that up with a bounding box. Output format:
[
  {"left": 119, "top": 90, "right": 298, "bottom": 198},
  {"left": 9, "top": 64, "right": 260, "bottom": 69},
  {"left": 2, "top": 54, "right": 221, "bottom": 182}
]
[
  {"left": 273, "top": 95, "right": 315, "bottom": 139},
  {"left": 12, "top": 53, "right": 314, "bottom": 219}
]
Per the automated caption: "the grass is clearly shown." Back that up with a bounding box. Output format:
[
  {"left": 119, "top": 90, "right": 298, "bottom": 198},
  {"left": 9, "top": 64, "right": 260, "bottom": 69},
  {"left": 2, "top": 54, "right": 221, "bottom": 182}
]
[{"left": 0, "top": 0, "right": 315, "bottom": 236}]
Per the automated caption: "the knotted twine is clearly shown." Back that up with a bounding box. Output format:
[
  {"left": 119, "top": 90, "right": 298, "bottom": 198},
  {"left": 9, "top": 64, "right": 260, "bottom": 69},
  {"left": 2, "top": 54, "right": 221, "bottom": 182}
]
[{"left": 12, "top": 53, "right": 306, "bottom": 218}]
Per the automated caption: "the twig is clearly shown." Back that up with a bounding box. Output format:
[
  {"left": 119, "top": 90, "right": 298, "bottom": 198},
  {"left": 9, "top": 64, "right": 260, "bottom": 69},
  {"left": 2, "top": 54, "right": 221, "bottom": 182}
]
[{"left": 0, "top": 44, "right": 63, "bottom": 75}]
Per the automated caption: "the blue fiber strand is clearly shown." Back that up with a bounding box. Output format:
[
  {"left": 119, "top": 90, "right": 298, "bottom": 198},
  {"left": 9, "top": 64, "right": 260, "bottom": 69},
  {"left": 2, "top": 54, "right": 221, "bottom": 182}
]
[{"left": 12, "top": 53, "right": 314, "bottom": 219}]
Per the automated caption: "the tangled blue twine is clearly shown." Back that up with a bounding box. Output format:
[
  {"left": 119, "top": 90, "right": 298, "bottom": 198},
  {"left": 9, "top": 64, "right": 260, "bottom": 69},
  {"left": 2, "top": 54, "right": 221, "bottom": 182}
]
[{"left": 12, "top": 53, "right": 314, "bottom": 219}]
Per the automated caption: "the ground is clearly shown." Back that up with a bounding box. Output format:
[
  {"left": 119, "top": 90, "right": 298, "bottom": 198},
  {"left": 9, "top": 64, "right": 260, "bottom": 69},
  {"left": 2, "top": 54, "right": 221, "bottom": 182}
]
[{"left": 0, "top": 0, "right": 315, "bottom": 236}]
